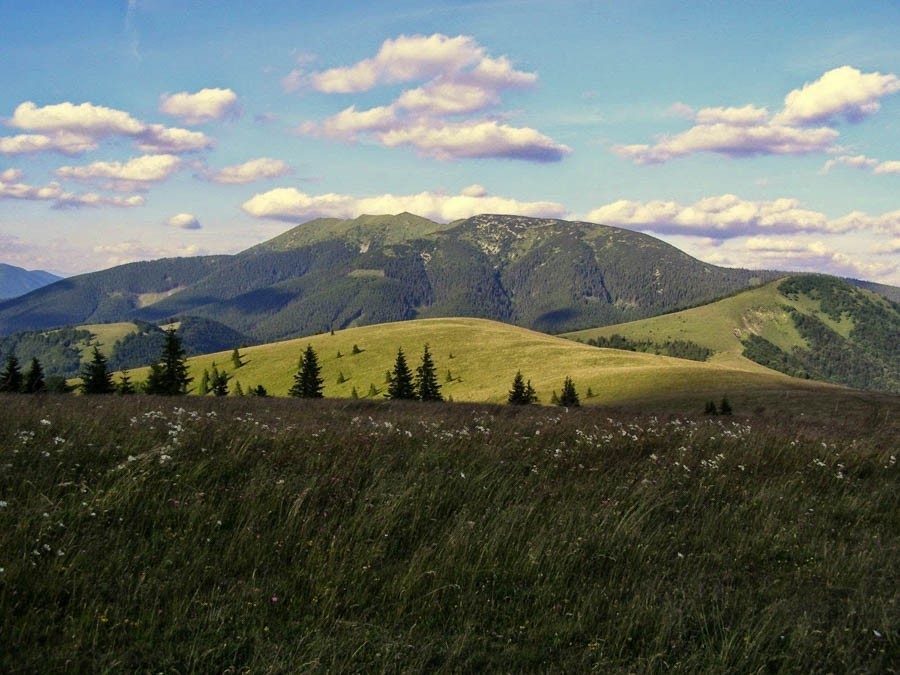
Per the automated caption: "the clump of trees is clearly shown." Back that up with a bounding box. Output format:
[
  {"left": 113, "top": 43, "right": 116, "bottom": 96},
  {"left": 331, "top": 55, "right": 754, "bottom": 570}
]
[
  {"left": 507, "top": 371, "right": 538, "bottom": 405},
  {"left": 144, "top": 329, "right": 192, "bottom": 396}
]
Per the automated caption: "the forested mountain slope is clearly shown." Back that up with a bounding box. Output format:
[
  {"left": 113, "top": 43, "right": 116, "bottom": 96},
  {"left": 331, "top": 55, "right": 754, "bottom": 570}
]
[{"left": 0, "top": 214, "right": 781, "bottom": 341}]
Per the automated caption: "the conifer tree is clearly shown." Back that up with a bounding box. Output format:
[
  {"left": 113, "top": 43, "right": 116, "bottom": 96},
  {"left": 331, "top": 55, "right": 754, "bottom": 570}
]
[
  {"left": 117, "top": 372, "right": 135, "bottom": 395},
  {"left": 198, "top": 368, "right": 210, "bottom": 395},
  {"left": 719, "top": 395, "right": 732, "bottom": 415},
  {"left": 387, "top": 347, "right": 416, "bottom": 400},
  {"left": 525, "top": 379, "right": 538, "bottom": 404},
  {"left": 234, "top": 381, "right": 244, "bottom": 397},
  {"left": 337, "top": 371, "right": 346, "bottom": 384},
  {"left": 145, "top": 329, "right": 192, "bottom": 395},
  {"left": 0, "top": 354, "right": 23, "bottom": 393},
  {"left": 351, "top": 344, "right": 362, "bottom": 355},
  {"left": 210, "top": 364, "right": 230, "bottom": 396},
  {"left": 558, "top": 376, "right": 580, "bottom": 407},
  {"left": 550, "top": 390, "right": 559, "bottom": 405},
  {"left": 249, "top": 384, "right": 268, "bottom": 397},
  {"left": 231, "top": 347, "right": 243, "bottom": 369},
  {"left": 508, "top": 370, "right": 528, "bottom": 405},
  {"left": 290, "top": 345, "right": 324, "bottom": 398},
  {"left": 23, "top": 357, "right": 45, "bottom": 394},
  {"left": 415, "top": 344, "right": 442, "bottom": 401},
  {"left": 704, "top": 400, "right": 718, "bottom": 415},
  {"left": 80, "top": 347, "right": 115, "bottom": 394},
  {"left": 368, "top": 383, "right": 379, "bottom": 398},
  {"left": 350, "top": 386, "right": 359, "bottom": 399}
]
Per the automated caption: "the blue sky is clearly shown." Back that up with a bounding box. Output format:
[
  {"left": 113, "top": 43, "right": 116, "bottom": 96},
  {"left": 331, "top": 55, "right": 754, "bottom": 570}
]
[{"left": 1, "top": 0, "right": 898, "bottom": 284}]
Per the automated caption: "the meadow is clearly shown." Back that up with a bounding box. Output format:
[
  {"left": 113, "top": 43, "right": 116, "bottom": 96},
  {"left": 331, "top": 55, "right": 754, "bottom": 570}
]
[{"left": 1, "top": 393, "right": 896, "bottom": 672}]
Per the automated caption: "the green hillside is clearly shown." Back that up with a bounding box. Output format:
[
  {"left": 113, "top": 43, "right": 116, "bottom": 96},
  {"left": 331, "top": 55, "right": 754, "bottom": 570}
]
[
  {"left": 564, "top": 275, "right": 900, "bottom": 393},
  {"left": 117, "top": 316, "right": 850, "bottom": 413}
]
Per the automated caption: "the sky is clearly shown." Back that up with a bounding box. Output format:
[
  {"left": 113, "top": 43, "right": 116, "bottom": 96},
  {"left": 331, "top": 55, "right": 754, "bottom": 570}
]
[{"left": 1, "top": 0, "right": 898, "bottom": 285}]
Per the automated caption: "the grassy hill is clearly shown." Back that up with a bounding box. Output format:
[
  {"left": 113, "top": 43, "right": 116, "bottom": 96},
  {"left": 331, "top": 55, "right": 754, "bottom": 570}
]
[
  {"left": 564, "top": 275, "right": 900, "bottom": 393},
  {"left": 115, "top": 316, "right": 863, "bottom": 415}
]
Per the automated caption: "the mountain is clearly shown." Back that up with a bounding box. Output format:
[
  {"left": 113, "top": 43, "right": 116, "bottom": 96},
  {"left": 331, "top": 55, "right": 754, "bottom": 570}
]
[
  {"left": 0, "top": 263, "right": 61, "bottom": 300},
  {"left": 0, "top": 213, "right": 780, "bottom": 340},
  {"left": 564, "top": 274, "right": 900, "bottom": 394}
]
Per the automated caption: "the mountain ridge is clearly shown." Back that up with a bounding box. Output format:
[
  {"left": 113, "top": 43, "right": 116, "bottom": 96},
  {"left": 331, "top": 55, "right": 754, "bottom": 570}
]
[{"left": 0, "top": 263, "right": 62, "bottom": 300}]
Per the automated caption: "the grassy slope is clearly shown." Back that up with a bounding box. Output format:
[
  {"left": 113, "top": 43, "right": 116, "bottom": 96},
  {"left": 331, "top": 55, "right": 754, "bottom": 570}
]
[
  {"left": 1, "top": 395, "right": 896, "bottom": 672},
  {"left": 564, "top": 279, "right": 825, "bottom": 369},
  {"left": 117, "top": 316, "right": 844, "bottom": 413},
  {"left": 76, "top": 322, "right": 140, "bottom": 357}
]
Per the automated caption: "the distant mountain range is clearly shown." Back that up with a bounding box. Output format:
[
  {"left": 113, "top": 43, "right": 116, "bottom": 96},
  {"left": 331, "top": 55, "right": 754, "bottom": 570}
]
[
  {"left": 0, "top": 213, "right": 782, "bottom": 340},
  {"left": 0, "top": 263, "right": 61, "bottom": 300}
]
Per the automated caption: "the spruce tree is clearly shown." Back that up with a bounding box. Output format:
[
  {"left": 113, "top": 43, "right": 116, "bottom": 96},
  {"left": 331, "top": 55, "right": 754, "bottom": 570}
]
[
  {"left": 558, "top": 376, "right": 580, "bottom": 407},
  {"left": 350, "top": 386, "right": 359, "bottom": 399},
  {"left": 0, "top": 355, "right": 23, "bottom": 393},
  {"left": 351, "top": 344, "right": 362, "bottom": 355},
  {"left": 198, "top": 368, "right": 210, "bottom": 395},
  {"left": 290, "top": 345, "right": 324, "bottom": 398},
  {"left": 145, "top": 329, "right": 192, "bottom": 395},
  {"left": 719, "top": 395, "right": 733, "bottom": 415},
  {"left": 415, "top": 344, "right": 442, "bottom": 401},
  {"left": 525, "top": 379, "right": 538, "bottom": 404},
  {"left": 80, "top": 347, "right": 115, "bottom": 394},
  {"left": 231, "top": 347, "right": 243, "bottom": 369},
  {"left": 508, "top": 370, "right": 528, "bottom": 405},
  {"left": 234, "top": 381, "right": 244, "bottom": 397},
  {"left": 210, "top": 364, "right": 230, "bottom": 396},
  {"left": 23, "top": 357, "right": 45, "bottom": 394},
  {"left": 387, "top": 347, "right": 416, "bottom": 400},
  {"left": 117, "top": 372, "right": 135, "bottom": 395},
  {"left": 249, "top": 384, "right": 268, "bottom": 397}
]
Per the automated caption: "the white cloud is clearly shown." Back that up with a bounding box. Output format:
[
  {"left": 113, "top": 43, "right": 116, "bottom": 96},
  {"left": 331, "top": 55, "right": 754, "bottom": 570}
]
[
  {"left": 56, "top": 154, "right": 182, "bottom": 185},
  {"left": 0, "top": 176, "right": 144, "bottom": 209},
  {"left": 167, "top": 213, "right": 201, "bottom": 230},
  {"left": 241, "top": 185, "right": 566, "bottom": 223},
  {"left": 614, "top": 66, "right": 900, "bottom": 164},
  {"left": 821, "top": 154, "right": 900, "bottom": 175},
  {"left": 775, "top": 66, "right": 900, "bottom": 126},
  {"left": 713, "top": 237, "right": 897, "bottom": 281},
  {"left": 0, "top": 168, "right": 23, "bottom": 181},
  {"left": 159, "top": 88, "right": 240, "bottom": 125},
  {"left": 207, "top": 157, "right": 291, "bottom": 184},
  {"left": 875, "top": 238, "right": 900, "bottom": 254},
  {"left": 92, "top": 241, "right": 204, "bottom": 267},
  {"left": 874, "top": 160, "right": 900, "bottom": 175},
  {"left": 135, "top": 124, "right": 214, "bottom": 153},
  {"left": 280, "top": 69, "right": 307, "bottom": 93},
  {"left": 317, "top": 105, "right": 399, "bottom": 140},
  {"left": 378, "top": 119, "right": 571, "bottom": 162},
  {"left": 311, "top": 34, "right": 486, "bottom": 93},
  {"left": 613, "top": 120, "right": 837, "bottom": 164},
  {"left": 301, "top": 33, "right": 561, "bottom": 163},
  {"left": 587, "top": 194, "right": 900, "bottom": 241},
  {"left": 0, "top": 100, "right": 214, "bottom": 155}
]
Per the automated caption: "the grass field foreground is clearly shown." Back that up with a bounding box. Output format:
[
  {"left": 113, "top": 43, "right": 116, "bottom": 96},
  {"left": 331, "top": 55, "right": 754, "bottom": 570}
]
[{"left": 0, "top": 394, "right": 897, "bottom": 672}]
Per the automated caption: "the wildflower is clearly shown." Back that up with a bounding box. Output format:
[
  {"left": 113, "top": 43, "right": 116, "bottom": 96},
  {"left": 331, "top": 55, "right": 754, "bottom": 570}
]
[
  {"left": 40, "top": 419, "right": 51, "bottom": 426},
  {"left": 0, "top": 501, "right": 7, "bottom": 508},
  {"left": 271, "top": 595, "right": 279, "bottom": 603}
]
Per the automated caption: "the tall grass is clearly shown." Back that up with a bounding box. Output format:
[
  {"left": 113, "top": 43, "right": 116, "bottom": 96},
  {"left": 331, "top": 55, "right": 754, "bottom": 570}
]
[{"left": 1, "top": 394, "right": 896, "bottom": 672}]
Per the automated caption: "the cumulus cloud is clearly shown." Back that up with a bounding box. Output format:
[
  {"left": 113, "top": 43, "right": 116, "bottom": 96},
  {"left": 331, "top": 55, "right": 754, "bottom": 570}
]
[
  {"left": 0, "top": 100, "right": 213, "bottom": 155},
  {"left": 300, "top": 33, "right": 564, "bottom": 163},
  {"left": 167, "top": 213, "right": 201, "bottom": 230},
  {"left": 55, "top": 154, "right": 182, "bottom": 188},
  {"left": 587, "top": 194, "right": 837, "bottom": 238},
  {"left": 311, "top": 34, "right": 486, "bottom": 93},
  {"left": 614, "top": 66, "right": 899, "bottom": 164},
  {"left": 873, "top": 160, "right": 900, "bottom": 175},
  {"left": 821, "top": 154, "right": 900, "bottom": 175},
  {"left": 714, "top": 237, "right": 897, "bottom": 281},
  {"left": 0, "top": 175, "right": 144, "bottom": 209},
  {"left": 207, "top": 157, "right": 291, "bottom": 184},
  {"left": 875, "top": 238, "right": 900, "bottom": 254},
  {"left": 775, "top": 66, "right": 900, "bottom": 126},
  {"left": 92, "top": 241, "right": 204, "bottom": 267},
  {"left": 159, "top": 88, "right": 240, "bottom": 125},
  {"left": 379, "top": 119, "right": 571, "bottom": 162},
  {"left": 613, "top": 116, "right": 837, "bottom": 164},
  {"left": 241, "top": 185, "right": 566, "bottom": 223},
  {"left": 586, "top": 194, "right": 900, "bottom": 242},
  {"left": 0, "top": 168, "right": 23, "bottom": 181}
]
